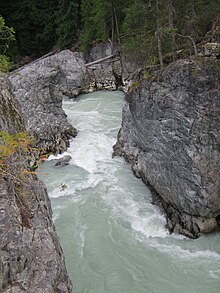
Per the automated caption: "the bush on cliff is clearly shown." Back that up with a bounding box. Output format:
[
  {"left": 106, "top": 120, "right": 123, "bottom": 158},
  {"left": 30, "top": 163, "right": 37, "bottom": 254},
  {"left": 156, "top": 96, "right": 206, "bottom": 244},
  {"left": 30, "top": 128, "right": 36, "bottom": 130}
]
[{"left": 0, "top": 131, "right": 37, "bottom": 178}]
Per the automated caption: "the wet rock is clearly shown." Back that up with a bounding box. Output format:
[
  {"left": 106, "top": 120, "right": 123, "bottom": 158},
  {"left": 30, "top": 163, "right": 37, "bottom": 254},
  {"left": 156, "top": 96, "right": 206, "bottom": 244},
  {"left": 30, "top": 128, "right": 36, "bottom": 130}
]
[
  {"left": 114, "top": 57, "right": 220, "bottom": 238},
  {"left": 55, "top": 155, "right": 72, "bottom": 166}
]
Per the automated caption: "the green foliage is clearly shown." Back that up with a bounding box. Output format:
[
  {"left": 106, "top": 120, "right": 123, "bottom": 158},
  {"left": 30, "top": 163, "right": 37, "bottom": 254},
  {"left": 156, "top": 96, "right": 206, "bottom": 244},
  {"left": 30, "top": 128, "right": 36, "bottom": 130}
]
[
  {"left": 121, "top": 1, "right": 158, "bottom": 63},
  {"left": 0, "top": 15, "right": 15, "bottom": 53},
  {"left": 0, "top": 54, "right": 13, "bottom": 72},
  {"left": 0, "top": 0, "right": 220, "bottom": 62},
  {"left": 80, "top": 0, "right": 109, "bottom": 50},
  {"left": 0, "top": 1, "right": 59, "bottom": 57},
  {"left": 55, "top": 0, "right": 81, "bottom": 48},
  {"left": 0, "top": 15, "right": 15, "bottom": 71},
  {"left": 0, "top": 131, "right": 35, "bottom": 175},
  {"left": 121, "top": 0, "right": 220, "bottom": 65}
]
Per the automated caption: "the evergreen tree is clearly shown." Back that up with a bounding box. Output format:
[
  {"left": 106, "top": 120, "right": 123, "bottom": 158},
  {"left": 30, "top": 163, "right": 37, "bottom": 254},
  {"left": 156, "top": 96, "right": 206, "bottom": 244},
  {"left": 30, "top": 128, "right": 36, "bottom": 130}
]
[
  {"left": 80, "top": 0, "right": 109, "bottom": 50},
  {"left": 0, "top": 0, "right": 58, "bottom": 57},
  {"left": 55, "top": 0, "right": 81, "bottom": 48},
  {"left": 0, "top": 15, "right": 15, "bottom": 71},
  {"left": 0, "top": 0, "right": 219, "bottom": 62}
]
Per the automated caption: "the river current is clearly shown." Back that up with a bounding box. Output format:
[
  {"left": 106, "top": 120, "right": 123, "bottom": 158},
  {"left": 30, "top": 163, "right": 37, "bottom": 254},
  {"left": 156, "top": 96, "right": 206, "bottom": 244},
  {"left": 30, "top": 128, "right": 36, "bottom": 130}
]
[{"left": 38, "top": 91, "right": 220, "bottom": 293}]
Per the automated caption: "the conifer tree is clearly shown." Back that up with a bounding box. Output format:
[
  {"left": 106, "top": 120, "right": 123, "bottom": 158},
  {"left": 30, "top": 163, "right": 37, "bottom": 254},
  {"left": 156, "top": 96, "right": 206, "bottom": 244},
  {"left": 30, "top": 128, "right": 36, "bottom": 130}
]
[{"left": 55, "top": 0, "right": 81, "bottom": 48}]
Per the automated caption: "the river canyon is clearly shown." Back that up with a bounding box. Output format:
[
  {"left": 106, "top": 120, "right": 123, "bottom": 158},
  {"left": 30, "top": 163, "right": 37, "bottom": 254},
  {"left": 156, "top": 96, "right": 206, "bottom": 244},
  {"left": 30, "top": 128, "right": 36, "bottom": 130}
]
[{"left": 38, "top": 90, "right": 220, "bottom": 293}]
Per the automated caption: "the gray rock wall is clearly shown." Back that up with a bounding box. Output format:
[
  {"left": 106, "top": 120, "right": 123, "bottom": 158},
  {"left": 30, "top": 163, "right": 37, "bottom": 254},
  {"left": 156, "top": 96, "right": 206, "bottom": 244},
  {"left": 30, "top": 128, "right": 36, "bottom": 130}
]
[
  {"left": 0, "top": 74, "right": 24, "bottom": 133},
  {"left": 9, "top": 50, "right": 89, "bottom": 153},
  {"left": 114, "top": 57, "right": 220, "bottom": 238},
  {"left": 0, "top": 176, "right": 72, "bottom": 293},
  {"left": 0, "top": 74, "right": 72, "bottom": 292}
]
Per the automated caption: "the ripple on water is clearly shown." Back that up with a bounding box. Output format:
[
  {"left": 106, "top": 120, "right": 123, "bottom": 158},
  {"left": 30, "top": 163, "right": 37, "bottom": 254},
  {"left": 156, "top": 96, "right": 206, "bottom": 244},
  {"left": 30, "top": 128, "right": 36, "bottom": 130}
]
[{"left": 38, "top": 91, "right": 220, "bottom": 293}]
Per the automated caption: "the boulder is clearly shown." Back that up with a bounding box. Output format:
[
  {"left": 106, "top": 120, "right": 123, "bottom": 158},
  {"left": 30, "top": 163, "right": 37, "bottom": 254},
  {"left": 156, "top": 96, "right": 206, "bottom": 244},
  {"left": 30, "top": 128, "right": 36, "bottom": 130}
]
[
  {"left": 55, "top": 155, "right": 72, "bottom": 166},
  {"left": 9, "top": 50, "right": 90, "bottom": 153}
]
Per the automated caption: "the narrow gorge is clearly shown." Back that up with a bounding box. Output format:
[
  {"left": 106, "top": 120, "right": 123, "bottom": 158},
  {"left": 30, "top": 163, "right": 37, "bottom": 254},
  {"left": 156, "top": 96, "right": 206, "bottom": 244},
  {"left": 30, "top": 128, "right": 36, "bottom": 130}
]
[{"left": 0, "top": 42, "right": 220, "bottom": 292}]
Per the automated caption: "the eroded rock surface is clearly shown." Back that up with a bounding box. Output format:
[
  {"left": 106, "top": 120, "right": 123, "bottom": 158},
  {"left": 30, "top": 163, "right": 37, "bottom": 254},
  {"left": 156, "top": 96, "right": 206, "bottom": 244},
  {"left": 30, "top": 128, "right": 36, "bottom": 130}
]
[
  {"left": 9, "top": 50, "right": 90, "bottom": 153},
  {"left": 114, "top": 57, "right": 220, "bottom": 238},
  {"left": 0, "top": 176, "right": 72, "bottom": 293},
  {"left": 0, "top": 74, "right": 72, "bottom": 292}
]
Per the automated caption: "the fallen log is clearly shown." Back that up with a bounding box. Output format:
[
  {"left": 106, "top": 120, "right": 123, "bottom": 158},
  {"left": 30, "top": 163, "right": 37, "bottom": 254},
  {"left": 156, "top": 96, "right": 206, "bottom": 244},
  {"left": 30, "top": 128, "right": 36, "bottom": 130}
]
[{"left": 85, "top": 54, "right": 116, "bottom": 67}]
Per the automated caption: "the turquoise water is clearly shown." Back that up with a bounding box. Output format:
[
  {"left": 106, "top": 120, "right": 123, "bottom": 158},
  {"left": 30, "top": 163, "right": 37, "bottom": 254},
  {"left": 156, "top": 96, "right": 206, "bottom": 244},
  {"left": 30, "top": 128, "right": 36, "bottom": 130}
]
[{"left": 38, "top": 91, "right": 220, "bottom": 293}]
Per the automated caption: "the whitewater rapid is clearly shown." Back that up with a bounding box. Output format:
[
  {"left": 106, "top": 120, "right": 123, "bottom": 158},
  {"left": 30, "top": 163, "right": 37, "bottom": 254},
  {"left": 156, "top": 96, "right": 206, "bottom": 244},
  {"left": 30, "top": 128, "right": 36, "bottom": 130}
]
[{"left": 38, "top": 91, "right": 220, "bottom": 293}]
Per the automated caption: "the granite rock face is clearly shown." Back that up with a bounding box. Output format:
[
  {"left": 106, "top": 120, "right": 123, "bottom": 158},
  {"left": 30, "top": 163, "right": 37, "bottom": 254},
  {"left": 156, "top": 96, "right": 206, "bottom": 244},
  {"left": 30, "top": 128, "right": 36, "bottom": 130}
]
[
  {"left": 9, "top": 50, "right": 90, "bottom": 153},
  {"left": 0, "top": 74, "right": 72, "bottom": 292},
  {"left": 114, "top": 57, "right": 220, "bottom": 238}
]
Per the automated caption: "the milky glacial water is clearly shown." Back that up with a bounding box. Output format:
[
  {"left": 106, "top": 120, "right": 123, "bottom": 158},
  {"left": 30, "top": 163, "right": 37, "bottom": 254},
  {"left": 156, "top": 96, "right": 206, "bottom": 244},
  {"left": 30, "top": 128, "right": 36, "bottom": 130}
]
[{"left": 38, "top": 91, "right": 220, "bottom": 293}]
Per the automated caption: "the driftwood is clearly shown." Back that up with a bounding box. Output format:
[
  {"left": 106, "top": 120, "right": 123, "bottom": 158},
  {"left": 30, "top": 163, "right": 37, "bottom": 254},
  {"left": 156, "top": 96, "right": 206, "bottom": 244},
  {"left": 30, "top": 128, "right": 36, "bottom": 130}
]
[{"left": 85, "top": 54, "right": 116, "bottom": 67}]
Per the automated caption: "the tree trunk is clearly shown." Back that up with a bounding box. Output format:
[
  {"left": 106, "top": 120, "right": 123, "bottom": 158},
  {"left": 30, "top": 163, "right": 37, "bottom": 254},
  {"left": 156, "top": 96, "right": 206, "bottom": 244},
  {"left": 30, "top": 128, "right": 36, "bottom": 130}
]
[
  {"left": 112, "top": 0, "right": 120, "bottom": 46},
  {"left": 156, "top": 0, "right": 163, "bottom": 70},
  {"left": 111, "top": 0, "right": 114, "bottom": 43},
  {"left": 168, "top": 0, "right": 176, "bottom": 61}
]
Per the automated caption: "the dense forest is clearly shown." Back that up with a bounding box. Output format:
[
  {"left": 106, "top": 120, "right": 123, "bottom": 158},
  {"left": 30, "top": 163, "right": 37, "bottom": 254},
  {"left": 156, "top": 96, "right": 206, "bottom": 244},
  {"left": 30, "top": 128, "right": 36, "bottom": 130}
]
[{"left": 0, "top": 0, "right": 220, "bottom": 69}]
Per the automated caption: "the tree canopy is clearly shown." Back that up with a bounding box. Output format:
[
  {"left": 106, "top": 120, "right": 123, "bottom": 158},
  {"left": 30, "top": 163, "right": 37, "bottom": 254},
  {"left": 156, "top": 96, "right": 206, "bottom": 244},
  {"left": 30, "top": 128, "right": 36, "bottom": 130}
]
[{"left": 0, "top": 0, "right": 219, "bottom": 64}]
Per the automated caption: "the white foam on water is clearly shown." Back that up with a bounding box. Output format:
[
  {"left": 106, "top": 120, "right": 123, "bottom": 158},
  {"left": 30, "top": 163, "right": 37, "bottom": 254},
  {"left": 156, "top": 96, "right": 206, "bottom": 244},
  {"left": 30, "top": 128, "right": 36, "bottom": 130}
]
[
  {"left": 38, "top": 91, "right": 220, "bottom": 293},
  {"left": 209, "top": 269, "right": 220, "bottom": 279},
  {"left": 131, "top": 213, "right": 169, "bottom": 238},
  {"left": 152, "top": 242, "right": 220, "bottom": 260},
  {"left": 47, "top": 153, "right": 66, "bottom": 161},
  {"left": 52, "top": 204, "right": 66, "bottom": 222},
  {"left": 52, "top": 211, "right": 60, "bottom": 222},
  {"left": 103, "top": 184, "right": 169, "bottom": 239},
  {"left": 65, "top": 110, "right": 105, "bottom": 132},
  {"left": 50, "top": 185, "right": 74, "bottom": 198},
  {"left": 124, "top": 200, "right": 169, "bottom": 239},
  {"left": 66, "top": 132, "right": 115, "bottom": 173},
  {"left": 79, "top": 225, "right": 86, "bottom": 257}
]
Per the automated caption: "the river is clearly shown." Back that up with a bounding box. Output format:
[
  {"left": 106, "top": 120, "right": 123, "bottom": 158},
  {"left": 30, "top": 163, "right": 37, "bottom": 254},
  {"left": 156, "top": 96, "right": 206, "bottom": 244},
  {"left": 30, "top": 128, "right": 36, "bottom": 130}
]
[{"left": 38, "top": 91, "right": 220, "bottom": 293}]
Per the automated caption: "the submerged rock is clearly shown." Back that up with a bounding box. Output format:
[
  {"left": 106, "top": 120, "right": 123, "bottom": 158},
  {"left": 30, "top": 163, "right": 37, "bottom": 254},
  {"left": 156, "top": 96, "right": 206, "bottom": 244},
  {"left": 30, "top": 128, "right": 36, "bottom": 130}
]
[
  {"left": 9, "top": 50, "right": 90, "bottom": 153},
  {"left": 114, "top": 57, "right": 220, "bottom": 238},
  {"left": 55, "top": 155, "right": 72, "bottom": 166}
]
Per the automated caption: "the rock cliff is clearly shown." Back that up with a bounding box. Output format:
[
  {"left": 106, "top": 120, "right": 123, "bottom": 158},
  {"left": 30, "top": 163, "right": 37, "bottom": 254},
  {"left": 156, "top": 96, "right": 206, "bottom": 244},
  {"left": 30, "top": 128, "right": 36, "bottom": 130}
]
[
  {"left": 114, "top": 57, "right": 220, "bottom": 238},
  {"left": 0, "top": 74, "right": 72, "bottom": 292},
  {"left": 9, "top": 50, "right": 90, "bottom": 153},
  {"left": 84, "top": 43, "right": 123, "bottom": 91}
]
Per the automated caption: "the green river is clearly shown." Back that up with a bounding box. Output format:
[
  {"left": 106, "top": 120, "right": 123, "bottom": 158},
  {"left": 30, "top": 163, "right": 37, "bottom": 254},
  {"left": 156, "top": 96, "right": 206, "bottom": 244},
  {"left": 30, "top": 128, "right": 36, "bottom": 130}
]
[{"left": 38, "top": 91, "right": 220, "bottom": 293}]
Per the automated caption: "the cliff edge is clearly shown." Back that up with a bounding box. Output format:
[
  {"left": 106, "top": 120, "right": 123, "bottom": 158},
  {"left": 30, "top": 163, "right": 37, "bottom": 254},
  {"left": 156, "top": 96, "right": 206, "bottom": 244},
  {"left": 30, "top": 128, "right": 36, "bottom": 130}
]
[
  {"left": 114, "top": 55, "right": 220, "bottom": 238},
  {"left": 0, "top": 74, "right": 72, "bottom": 292}
]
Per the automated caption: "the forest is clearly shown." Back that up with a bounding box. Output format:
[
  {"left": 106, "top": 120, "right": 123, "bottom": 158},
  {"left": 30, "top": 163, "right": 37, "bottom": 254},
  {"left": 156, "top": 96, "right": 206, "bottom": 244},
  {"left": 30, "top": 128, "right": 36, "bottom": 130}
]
[{"left": 0, "top": 0, "right": 220, "bottom": 69}]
